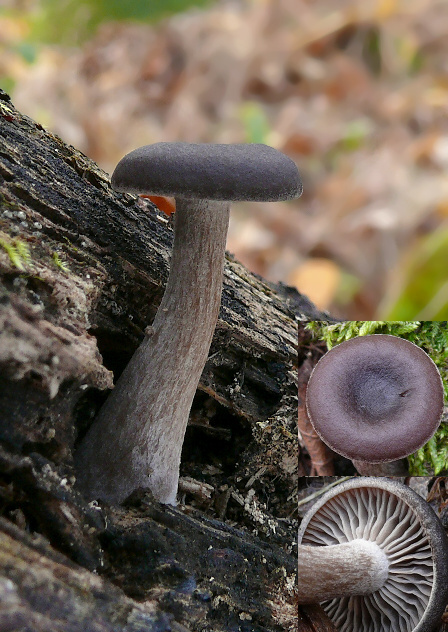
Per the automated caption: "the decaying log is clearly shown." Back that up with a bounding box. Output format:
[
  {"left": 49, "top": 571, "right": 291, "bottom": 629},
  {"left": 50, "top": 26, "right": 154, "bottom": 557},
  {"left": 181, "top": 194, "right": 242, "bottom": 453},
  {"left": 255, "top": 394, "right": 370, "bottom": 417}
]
[
  {"left": 0, "top": 90, "right": 324, "bottom": 630},
  {"left": 0, "top": 516, "right": 172, "bottom": 632},
  {"left": 0, "top": 492, "right": 298, "bottom": 632}
]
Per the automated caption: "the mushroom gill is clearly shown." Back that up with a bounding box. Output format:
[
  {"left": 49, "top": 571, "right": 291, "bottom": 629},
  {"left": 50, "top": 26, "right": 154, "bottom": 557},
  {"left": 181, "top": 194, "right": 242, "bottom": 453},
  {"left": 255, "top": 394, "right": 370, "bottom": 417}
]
[{"left": 300, "top": 485, "right": 434, "bottom": 632}]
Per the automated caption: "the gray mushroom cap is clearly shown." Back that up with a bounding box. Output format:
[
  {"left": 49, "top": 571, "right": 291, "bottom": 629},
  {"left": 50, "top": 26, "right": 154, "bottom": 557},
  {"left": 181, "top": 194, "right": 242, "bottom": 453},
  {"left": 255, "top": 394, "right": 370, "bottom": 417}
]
[
  {"left": 298, "top": 477, "right": 448, "bottom": 632},
  {"left": 111, "top": 142, "right": 302, "bottom": 201},
  {"left": 306, "top": 334, "right": 444, "bottom": 463}
]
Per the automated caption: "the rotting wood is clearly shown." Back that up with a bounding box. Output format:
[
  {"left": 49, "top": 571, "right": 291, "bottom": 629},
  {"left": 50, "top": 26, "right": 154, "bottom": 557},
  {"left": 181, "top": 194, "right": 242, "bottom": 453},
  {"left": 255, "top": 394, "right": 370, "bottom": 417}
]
[{"left": 0, "top": 90, "right": 326, "bottom": 631}]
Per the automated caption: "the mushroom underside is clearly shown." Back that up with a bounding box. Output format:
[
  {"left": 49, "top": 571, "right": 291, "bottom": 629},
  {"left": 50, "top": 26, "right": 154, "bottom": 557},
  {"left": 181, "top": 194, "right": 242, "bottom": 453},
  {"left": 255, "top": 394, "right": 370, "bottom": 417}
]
[{"left": 299, "top": 485, "right": 436, "bottom": 632}]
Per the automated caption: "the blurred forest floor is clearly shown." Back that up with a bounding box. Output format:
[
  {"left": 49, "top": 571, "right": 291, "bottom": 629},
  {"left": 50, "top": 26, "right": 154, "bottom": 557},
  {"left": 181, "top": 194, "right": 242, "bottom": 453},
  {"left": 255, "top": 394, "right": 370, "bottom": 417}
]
[{"left": 1, "top": 0, "right": 448, "bottom": 319}]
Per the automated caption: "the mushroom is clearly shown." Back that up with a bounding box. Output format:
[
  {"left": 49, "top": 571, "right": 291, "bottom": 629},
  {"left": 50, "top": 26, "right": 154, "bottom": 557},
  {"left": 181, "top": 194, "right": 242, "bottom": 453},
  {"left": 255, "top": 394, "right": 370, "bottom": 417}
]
[
  {"left": 298, "top": 477, "right": 448, "bottom": 632},
  {"left": 305, "top": 334, "right": 444, "bottom": 474},
  {"left": 75, "top": 142, "right": 302, "bottom": 505}
]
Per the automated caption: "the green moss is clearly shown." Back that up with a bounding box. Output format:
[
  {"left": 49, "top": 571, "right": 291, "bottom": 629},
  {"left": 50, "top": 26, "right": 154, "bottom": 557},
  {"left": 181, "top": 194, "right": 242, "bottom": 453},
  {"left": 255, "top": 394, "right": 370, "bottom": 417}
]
[
  {"left": 51, "top": 251, "right": 69, "bottom": 272},
  {"left": 0, "top": 236, "right": 32, "bottom": 270}
]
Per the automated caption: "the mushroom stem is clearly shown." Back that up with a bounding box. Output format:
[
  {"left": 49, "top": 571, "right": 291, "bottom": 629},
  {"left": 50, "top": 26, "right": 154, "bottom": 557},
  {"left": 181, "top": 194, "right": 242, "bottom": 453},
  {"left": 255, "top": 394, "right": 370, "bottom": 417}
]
[
  {"left": 298, "top": 541, "right": 389, "bottom": 604},
  {"left": 75, "top": 197, "right": 230, "bottom": 505}
]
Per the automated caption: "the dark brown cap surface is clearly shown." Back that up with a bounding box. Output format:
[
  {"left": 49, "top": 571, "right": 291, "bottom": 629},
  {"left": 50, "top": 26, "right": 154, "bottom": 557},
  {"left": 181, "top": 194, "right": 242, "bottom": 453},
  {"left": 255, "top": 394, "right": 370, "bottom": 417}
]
[
  {"left": 111, "top": 142, "right": 302, "bottom": 201},
  {"left": 306, "top": 334, "right": 444, "bottom": 462}
]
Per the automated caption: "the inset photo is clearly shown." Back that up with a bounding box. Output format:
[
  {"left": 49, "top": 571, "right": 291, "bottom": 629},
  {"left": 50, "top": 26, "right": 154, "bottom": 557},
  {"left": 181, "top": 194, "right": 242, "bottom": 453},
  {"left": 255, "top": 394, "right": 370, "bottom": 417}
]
[
  {"left": 298, "top": 321, "right": 448, "bottom": 477},
  {"left": 297, "top": 476, "right": 448, "bottom": 632}
]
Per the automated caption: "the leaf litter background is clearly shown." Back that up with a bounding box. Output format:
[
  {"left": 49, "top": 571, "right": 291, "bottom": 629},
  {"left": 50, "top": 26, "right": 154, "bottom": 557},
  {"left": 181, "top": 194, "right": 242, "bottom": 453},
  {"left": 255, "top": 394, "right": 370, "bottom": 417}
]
[{"left": 1, "top": 0, "right": 448, "bottom": 319}]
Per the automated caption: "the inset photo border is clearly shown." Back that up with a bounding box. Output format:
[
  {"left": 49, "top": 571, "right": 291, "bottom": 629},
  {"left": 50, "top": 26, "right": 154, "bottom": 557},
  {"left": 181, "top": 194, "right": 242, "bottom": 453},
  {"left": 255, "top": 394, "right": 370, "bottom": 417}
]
[
  {"left": 297, "top": 476, "right": 448, "bottom": 631},
  {"left": 298, "top": 321, "right": 448, "bottom": 477}
]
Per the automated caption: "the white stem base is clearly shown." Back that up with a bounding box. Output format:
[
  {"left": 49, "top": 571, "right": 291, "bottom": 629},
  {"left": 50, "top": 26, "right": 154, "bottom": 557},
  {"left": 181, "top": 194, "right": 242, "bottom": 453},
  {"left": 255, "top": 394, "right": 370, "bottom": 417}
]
[{"left": 298, "top": 540, "right": 389, "bottom": 604}]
